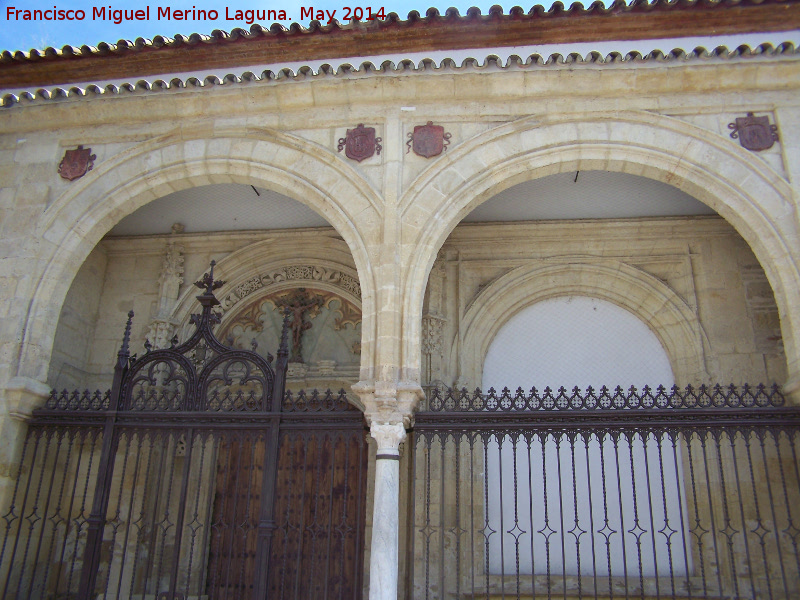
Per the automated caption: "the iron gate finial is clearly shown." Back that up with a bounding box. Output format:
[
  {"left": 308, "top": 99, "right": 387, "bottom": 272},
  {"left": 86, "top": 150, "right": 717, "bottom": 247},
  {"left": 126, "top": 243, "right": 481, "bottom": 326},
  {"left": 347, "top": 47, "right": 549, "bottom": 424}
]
[{"left": 117, "top": 310, "right": 134, "bottom": 368}]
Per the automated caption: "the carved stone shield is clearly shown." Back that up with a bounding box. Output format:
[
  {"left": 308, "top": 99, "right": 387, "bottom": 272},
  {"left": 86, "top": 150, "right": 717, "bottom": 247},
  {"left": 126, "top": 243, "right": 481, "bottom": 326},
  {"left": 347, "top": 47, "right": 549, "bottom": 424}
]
[
  {"left": 58, "top": 145, "right": 96, "bottom": 181},
  {"left": 338, "top": 124, "right": 381, "bottom": 162},
  {"left": 407, "top": 121, "right": 451, "bottom": 158},
  {"left": 728, "top": 112, "right": 779, "bottom": 152}
]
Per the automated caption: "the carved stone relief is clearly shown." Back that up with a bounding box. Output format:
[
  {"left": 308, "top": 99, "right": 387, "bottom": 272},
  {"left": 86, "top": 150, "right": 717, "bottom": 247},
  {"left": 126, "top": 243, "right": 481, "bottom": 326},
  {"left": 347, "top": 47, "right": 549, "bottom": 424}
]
[
  {"left": 421, "top": 315, "right": 446, "bottom": 356},
  {"left": 218, "top": 286, "right": 362, "bottom": 382},
  {"left": 147, "top": 226, "right": 185, "bottom": 349},
  {"left": 219, "top": 265, "right": 361, "bottom": 314}
]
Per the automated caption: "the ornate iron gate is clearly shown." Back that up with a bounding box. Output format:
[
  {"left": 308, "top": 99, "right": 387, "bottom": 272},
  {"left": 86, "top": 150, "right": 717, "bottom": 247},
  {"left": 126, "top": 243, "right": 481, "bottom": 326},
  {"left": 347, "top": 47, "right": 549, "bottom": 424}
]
[
  {"left": 411, "top": 385, "right": 800, "bottom": 600},
  {"left": 0, "top": 263, "right": 367, "bottom": 600}
]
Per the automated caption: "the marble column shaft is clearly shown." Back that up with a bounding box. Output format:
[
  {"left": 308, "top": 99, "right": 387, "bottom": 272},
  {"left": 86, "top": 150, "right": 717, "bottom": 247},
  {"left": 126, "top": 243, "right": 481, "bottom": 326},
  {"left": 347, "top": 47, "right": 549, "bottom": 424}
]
[{"left": 368, "top": 421, "right": 406, "bottom": 600}]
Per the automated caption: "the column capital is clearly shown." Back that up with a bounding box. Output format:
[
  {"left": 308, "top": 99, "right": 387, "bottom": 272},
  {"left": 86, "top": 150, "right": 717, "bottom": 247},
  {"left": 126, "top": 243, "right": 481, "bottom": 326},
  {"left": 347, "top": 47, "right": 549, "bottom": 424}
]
[
  {"left": 4, "top": 376, "right": 51, "bottom": 419},
  {"left": 370, "top": 422, "right": 406, "bottom": 452},
  {"left": 784, "top": 375, "right": 800, "bottom": 406},
  {"left": 352, "top": 378, "right": 422, "bottom": 427}
]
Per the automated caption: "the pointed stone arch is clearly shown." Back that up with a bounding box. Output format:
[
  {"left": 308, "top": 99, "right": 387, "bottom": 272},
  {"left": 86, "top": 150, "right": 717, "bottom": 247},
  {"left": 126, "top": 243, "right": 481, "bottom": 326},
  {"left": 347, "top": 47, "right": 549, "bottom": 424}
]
[
  {"left": 18, "top": 128, "right": 381, "bottom": 384},
  {"left": 401, "top": 111, "right": 800, "bottom": 394}
]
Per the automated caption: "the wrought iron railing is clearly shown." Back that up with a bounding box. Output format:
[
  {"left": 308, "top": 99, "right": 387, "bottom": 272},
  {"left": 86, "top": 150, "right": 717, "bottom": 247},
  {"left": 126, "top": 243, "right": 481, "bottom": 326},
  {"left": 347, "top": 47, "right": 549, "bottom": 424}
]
[
  {"left": 0, "top": 263, "right": 368, "bottom": 600},
  {"left": 411, "top": 384, "right": 800, "bottom": 600}
]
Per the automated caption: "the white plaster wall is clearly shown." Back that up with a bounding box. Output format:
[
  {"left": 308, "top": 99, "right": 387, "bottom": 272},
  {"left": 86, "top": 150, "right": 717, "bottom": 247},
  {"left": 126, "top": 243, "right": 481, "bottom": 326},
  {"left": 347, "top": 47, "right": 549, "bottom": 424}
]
[
  {"left": 483, "top": 296, "right": 682, "bottom": 577},
  {"left": 483, "top": 296, "right": 675, "bottom": 391}
]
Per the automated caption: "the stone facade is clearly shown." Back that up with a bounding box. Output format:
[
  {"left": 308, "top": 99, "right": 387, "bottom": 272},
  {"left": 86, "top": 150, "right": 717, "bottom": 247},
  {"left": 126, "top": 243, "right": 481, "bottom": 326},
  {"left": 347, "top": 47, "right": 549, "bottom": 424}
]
[{"left": 1, "top": 8, "right": 800, "bottom": 598}]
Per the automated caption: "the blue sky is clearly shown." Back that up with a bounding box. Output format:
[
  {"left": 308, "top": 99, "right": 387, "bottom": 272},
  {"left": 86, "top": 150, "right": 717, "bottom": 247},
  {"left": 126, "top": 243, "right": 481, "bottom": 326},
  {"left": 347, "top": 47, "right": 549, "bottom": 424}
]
[{"left": 0, "top": 0, "right": 534, "bottom": 53}]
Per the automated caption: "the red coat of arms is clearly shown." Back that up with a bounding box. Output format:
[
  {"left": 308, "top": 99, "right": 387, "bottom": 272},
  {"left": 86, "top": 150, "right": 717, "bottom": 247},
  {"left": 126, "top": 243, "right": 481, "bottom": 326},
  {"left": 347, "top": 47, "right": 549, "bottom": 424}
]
[
  {"left": 337, "top": 124, "right": 381, "bottom": 162},
  {"left": 728, "top": 112, "right": 779, "bottom": 152},
  {"left": 407, "top": 121, "right": 451, "bottom": 158},
  {"left": 58, "top": 145, "right": 96, "bottom": 181}
]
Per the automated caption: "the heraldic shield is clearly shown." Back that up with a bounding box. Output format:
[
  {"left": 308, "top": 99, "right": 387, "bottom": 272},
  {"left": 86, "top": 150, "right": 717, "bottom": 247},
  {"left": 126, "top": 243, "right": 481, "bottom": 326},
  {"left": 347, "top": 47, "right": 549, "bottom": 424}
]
[
  {"left": 338, "top": 124, "right": 381, "bottom": 161},
  {"left": 408, "top": 121, "right": 451, "bottom": 158},
  {"left": 58, "top": 145, "right": 97, "bottom": 181},
  {"left": 728, "top": 112, "right": 779, "bottom": 152}
]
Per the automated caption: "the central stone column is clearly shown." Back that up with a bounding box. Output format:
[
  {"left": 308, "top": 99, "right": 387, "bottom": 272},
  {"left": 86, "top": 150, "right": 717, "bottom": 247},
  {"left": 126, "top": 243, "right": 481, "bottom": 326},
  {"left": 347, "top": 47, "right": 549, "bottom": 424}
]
[
  {"left": 354, "top": 378, "right": 420, "bottom": 600},
  {"left": 368, "top": 421, "right": 406, "bottom": 600}
]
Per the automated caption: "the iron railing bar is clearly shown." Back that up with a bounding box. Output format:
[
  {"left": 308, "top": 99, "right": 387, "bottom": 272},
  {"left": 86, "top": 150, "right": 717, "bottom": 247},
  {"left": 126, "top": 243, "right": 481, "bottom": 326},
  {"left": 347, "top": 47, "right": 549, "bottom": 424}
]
[
  {"left": 760, "top": 431, "right": 800, "bottom": 598},
  {"left": 151, "top": 432, "right": 180, "bottom": 598},
  {"left": 744, "top": 429, "right": 775, "bottom": 600},
  {"left": 714, "top": 429, "right": 740, "bottom": 599},
  {"left": 127, "top": 432, "right": 156, "bottom": 600},
  {"left": 626, "top": 432, "right": 645, "bottom": 600},
  {"left": 2, "top": 428, "right": 43, "bottom": 600},
  {"left": 498, "top": 433, "right": 507, "bottom": 600},
  {"left": 555, "top": 434, "right": 567, "bottom": 600},
  {"left": 782, "top": 432, "right": 800, "bottom": 588},
  {"left": 540, "top": 434, "right": 552, "bottom": 600},
  {"left": 183, "top": 431, "right": 209, "bottom": 599},
  {"left": 698, "top": 433, "right": 724, "bottom": 598},
  {"left": 413, "top": 409, "right": 800, "bottom": 430},
  {"left": 511, "top": 434, "right": 521, "bottom": 600},
  {"left": 424, "top": 433, "right": 433, "bottom": 600},
  {"left": 116, "top": 433, "right": 144, "bottom": 600},
  {"left": 612, "top": 434, "right": 630, "bottom": 600},
  {"left": 569, "top": 433, "right": 584, "bottom": 600},
  {"left": 642, "top": 432, "right": 660, "bottom": 600},
  {"left": 167, "top": 427, "right": 196, "bottom": 600},
  {"left": 38, "top": 428, "right": 74, "bottom": 600},
  {"left": 583, "top": 432, "right": 599, "bottom": 600},
  {"left": 19, "top": 429, "right": 55, "bottom": 600},
  {"left": 728, "top": 429, "right": 759, "bottom": 599},
  {"left": 99, "top": 432, "right": 132, "bottom": 600},
  {"left": 483, "top": 434, "right": 492, "bottom": 598},
  {"left": 454, "top": 433, "right": 462, "bottom": 600},
  {"left": 598, "top": 432, "right": 614, "bottom": 600},
  {"left": 469, "top": 433, "right": 476, "bottom": 600},
  {"left": 67, "top": 429, "right": 100, "bottom": 599},
  {"left": 440, "top": 434, "right": 447, "bottom": 599},
  {"left": 661, "top": 431, "right": 692, "bottom": 600},
  {"left": 407, "top": 433, "right": 418, "bottom": 600},
  {"left": 526, "top": 434, "right": 535, "bottom": 599}
]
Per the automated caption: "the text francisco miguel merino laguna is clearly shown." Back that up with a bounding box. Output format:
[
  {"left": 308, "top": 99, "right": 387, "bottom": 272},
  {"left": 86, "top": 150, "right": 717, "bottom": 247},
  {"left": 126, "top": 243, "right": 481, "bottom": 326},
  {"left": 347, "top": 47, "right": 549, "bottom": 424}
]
[{"left": 6, "top": 5, "right": 388, "bottom": 25}]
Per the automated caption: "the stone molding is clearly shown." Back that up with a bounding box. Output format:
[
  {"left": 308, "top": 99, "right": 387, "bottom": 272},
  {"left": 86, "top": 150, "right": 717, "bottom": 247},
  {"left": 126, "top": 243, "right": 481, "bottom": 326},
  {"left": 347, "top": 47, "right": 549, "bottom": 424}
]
[
  {"left": 457, "top": 259, "right": 709, "bottom": 387},
  {"left": 218, "top": 265, "right": 361, "bottom": 314}
]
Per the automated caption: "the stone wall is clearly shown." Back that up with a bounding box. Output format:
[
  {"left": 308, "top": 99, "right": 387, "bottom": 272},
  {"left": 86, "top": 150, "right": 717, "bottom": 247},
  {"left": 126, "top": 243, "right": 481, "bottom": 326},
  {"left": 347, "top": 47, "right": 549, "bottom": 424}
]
[{"left": 423, "top": 216, "right": 785, "bottom": 392}]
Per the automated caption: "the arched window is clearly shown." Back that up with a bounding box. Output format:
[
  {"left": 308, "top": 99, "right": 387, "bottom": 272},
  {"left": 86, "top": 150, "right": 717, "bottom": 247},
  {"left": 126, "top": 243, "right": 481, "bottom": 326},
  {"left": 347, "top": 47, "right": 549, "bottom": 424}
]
[{"left": 483, "top": 296, "right": 690, "bottom": 577}]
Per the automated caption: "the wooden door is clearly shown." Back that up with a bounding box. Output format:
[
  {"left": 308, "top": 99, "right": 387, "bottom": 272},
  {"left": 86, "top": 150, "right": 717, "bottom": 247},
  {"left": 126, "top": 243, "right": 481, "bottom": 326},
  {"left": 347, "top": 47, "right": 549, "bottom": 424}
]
[{"left": 208, "top": 428, "right": 367, "bottom": 600}]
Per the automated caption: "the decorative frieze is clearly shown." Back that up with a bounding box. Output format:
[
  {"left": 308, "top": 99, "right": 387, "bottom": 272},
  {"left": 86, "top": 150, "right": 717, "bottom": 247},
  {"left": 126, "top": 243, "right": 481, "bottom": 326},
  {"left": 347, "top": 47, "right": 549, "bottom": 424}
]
[{"left": 219, "top": 265, "right": 361, "bottom": 313}]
